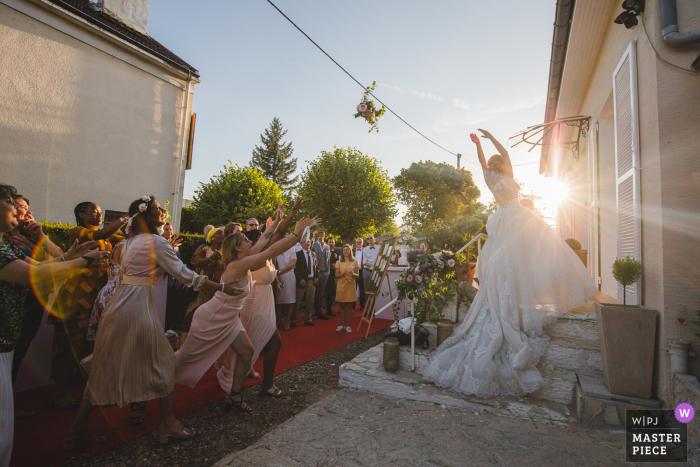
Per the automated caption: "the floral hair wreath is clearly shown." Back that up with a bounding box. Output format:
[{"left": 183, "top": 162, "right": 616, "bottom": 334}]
[{"left": 125, "top": 195, "right": 171, "bottom": 234}]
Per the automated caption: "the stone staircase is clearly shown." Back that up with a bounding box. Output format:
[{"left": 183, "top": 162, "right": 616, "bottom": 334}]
[{"left": 340, "top": 292, "right": 660, "bottom": 427}]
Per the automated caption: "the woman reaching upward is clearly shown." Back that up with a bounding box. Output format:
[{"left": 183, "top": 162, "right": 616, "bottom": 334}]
[
  {"left": 175, "top": 210, "right": 316, "bottom": 413},
  {"left": 423, "top": 129, "right": 596, "bottom": 399}
]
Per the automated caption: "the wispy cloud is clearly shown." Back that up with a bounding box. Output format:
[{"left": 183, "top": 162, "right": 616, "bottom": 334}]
[
  {"left": 378, "top": 83, "right": 444, "bottom": 102},
  {"left": 451, "top": 98, "right": 470, "bottom": 109}
]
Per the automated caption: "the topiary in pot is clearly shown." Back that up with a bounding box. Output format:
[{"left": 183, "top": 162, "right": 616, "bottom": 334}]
[
  {"left": 565, "top": 238, "right": 582, "bottom": 250},
  {"left": 611, "top": 256, "right": 643, "bottom": 306}
]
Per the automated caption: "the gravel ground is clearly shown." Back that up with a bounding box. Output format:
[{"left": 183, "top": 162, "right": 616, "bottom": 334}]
[{"left": 71, "top": 329, "right": 387, "bottom": 467}]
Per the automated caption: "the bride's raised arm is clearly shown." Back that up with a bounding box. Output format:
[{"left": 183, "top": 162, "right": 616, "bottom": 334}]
[{"left": 478, "top": 128, "right": 514, "bottom": 179}]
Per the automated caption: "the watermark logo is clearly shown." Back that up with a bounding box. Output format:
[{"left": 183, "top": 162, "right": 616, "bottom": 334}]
[
  {"left": 626, "top": 409, "right": 687, "bottom": 462},
  {"left": 675, "top": 403, "right": 695, "bottom": 424}
]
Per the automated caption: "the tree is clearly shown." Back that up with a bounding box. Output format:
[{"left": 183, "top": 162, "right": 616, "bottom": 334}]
[
  {"left": 375, "top": 218, "right": 399, "bottom": 238},
  {"left": 394, "top": 161, "right": 485, "bottom": 252},
  {"left": 189, "top": 163, "right": 287, "bottom": 227},
  {"left": 297, "top": 147, "right": 398, "bottom": 244},
  {"left": 250, "top": 117, "right": 298, "bottom": 191},
  {"left": 611, "top": 256, "right": 643, "bottom": 305}
]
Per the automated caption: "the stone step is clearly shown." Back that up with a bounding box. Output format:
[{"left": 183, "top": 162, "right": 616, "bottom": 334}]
[
  {"left": 545, "top": 312, "right": 599, "bottom": 342},
  {"left": 576, "top": 374, "right": 660, "bottom": 428},
  {"left": 540, "top": 339, "right": 603, "bottom": 374},
  {"left": 339, "top": 343, "right": 573, "bottom": 424}
]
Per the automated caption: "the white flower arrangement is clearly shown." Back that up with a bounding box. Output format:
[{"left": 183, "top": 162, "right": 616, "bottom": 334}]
[
  {"left": 139, "top": 203, "right": 148, "bottom": 212},
  {"left": 141, "top": 195, "right": 151, "bottom": 202}
]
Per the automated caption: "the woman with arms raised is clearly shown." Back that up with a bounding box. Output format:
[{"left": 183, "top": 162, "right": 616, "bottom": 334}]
[
  {"left": 175, "top": 209, "right": 314, "bottom": 413},
  {"left": 217, "top": 198, "right": 307, "bottom": 398},
  {"left": 423, "top": 130, "right": 596, "bottom": 399},
  {"left": 64, "top": 196, "right": 243, "bottom": 448},
  {"left": 0, "top": 184, "right": 107, "bottom": 466}
]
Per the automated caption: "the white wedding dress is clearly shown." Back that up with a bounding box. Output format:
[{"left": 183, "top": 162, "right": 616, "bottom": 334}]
[{"left": 423, "top": 169, "right": 596, "bottom": 398}]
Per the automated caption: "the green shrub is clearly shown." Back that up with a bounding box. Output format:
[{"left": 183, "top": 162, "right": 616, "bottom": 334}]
[
  {"left": 611, "top": 256, "right": 643, "bottom": 305},
  {"left": 565, "top": 238, "right": 582, "bottom": 250}
]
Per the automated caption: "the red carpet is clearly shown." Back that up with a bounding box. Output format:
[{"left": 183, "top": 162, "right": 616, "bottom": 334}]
[{"left": 11, "top": 306, "right": 391, "bottom": 467}]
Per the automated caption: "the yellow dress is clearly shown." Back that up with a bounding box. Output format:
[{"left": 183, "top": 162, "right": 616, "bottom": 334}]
[{"left": 335, "top": 260, "right": 359, "bottom": 303}]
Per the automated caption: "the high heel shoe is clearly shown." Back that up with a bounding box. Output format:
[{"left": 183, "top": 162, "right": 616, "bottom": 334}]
[
  {"left": 158, "top": 427, "right": 196, "bottom": 445},
  {"left": 224, "top": 390, "right": 253, "bottom": 413}
]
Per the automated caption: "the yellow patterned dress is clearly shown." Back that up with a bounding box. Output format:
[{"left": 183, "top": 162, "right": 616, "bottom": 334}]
[
  {"left": 48, "top": 226, "right": 123, "bottom": 378},
  {"left": 335, "top": 260, "right": 359, "bottom": 303}
]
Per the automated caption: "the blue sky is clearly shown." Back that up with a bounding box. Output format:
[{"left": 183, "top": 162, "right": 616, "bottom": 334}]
[{"left": 149, "top": 0, "right": 558, "bottom": 220}]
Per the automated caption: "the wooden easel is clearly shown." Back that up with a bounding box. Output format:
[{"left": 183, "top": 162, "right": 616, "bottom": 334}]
[{"left": 356, "top": 237, "right": 398, "bottom": 338}]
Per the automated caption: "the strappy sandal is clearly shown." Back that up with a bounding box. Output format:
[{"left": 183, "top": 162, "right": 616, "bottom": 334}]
[
  {"left": 259, "top": 386, "right": 285, "bottom": 398},
  {"left": 224, "top": 390, "right": 253, "bottom": 413},
  {"left": 158, "top": 427, "right": 196, "bottom": 445},
  {"left": 246, "top": 370, "right": 261, "bottom": 379},
  {"left": 63, "top": 432, "right": 106, "bottom": 451},
  {"left": 129, "top": 401, "right": 147, "bottom": 426}
]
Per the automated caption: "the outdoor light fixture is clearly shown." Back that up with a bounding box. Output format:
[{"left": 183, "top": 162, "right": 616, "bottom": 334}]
[{"left": 614, "top": 0, "right": 645, "bottom": 30}]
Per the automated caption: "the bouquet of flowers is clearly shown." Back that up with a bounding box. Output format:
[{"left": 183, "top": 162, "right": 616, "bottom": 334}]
[
  {"left": 354, "top": 81, "right": 386, "bottom": 133},
  {"left": 397, "top": 231, "right": 416, "bottom": 248}
]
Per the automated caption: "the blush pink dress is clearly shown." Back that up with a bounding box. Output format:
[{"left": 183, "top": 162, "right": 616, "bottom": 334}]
[
  {"left": 174, "top": 273, "right": 251, "bottom": 388},
  {"left": 216, "top": 262, "right": 277, "bottom": 392}
]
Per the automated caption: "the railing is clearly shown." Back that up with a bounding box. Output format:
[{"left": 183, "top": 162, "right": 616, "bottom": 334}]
[{"left": 456, "top": 233, "right": 488, "bottom": 282}]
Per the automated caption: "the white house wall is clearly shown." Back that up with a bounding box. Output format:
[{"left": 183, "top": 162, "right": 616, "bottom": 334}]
[{"left": 0, "top": 2, "right": 193, "bottom": 229}]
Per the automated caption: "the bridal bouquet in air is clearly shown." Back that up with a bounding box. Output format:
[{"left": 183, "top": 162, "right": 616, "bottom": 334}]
[{"left": 353, "top": 81, "right": 386, "bottom": 133}]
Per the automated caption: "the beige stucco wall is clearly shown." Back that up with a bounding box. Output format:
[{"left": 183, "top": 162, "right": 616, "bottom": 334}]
[
  {"left": 563, "top": 0, "right": 700, "bottom": 405},
  {"left": 0, "top": 1, "right": 193, "bottom": 230}
]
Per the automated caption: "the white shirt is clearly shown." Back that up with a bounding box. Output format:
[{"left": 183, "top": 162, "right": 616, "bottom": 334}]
[
  {"left": 362, "top": 244, "right": 379, "bottom": 270},
  {"left": 354, "top": 248, "right": 363, "bottom": 268},
  {"left": 302, "top": 248, "right": 314, "bottom": 278},
  {"left": 276, "top": 246, "right": 296, "bottom": 271}
]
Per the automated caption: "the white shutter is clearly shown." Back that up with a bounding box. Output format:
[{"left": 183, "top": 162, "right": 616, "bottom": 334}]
[
  {"left": 586, "top": 121, "right": 599, "bottom": 283},
  {"left": 613, "top": 41, "right": 642, "bottom": 305}
]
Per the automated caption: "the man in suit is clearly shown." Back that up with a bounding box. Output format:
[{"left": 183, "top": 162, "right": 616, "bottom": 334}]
[
  {"left": 312, "top": 228, "right": 332, "bottom": 320},
  {"left": 291, "top": 237, "right": 319, "bottom": 326},
  {"left": 353, "top": 238, "right": 366, "bottom": 310}
]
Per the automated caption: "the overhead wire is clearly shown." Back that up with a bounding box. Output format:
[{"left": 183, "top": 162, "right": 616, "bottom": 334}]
[{"left": 265, "top": 0, "right": 542, "bottom": 168}]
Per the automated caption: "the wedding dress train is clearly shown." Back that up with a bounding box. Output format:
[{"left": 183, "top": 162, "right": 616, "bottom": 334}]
[{"left": 422, "top": 169, "right": 596, "bottom": 398}]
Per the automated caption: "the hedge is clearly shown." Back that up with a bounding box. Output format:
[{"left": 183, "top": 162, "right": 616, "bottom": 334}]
[{"left": 39, "top": 222, "right": 204, "bottom": 266}]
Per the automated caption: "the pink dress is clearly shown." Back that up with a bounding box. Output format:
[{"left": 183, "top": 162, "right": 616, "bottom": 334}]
[
  {"left": 216, "top": 262, "right": 277, "bottom": 392},
  {"left": 174, "top": 273, "right": 251, "bottom": 388}
]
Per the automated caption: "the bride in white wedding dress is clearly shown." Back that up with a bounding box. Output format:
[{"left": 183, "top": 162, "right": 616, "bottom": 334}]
[{"left": 423, "top": 129, "right": 596, "bottom": 399}]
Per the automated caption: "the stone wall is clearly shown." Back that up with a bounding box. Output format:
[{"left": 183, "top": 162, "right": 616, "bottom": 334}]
[{"left": 673, "top": 374, "right": 700, "bottom": 464}]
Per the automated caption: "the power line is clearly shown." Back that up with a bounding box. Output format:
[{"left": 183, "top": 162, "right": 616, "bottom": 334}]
[
  {"left": 265, "top": 0, "right": 544, "bottom": 169},
  {"left": 265, "top": 0, "right": 480, "bottom": 165}
]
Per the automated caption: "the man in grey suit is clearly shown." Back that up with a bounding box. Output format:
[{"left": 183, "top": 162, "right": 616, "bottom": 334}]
[{"left": 312, "top": 228, "right": 333, "bottom": 319}]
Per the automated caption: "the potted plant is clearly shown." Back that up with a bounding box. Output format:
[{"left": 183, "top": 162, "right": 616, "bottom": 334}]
[
  {"left": 565, "top": 238, "right": 587, "bottom": 268},
  {"left": 596, "top": 256, "right": 656, "bottom": 399},
  {"left": 406, "top": 249, "right": 425, "bottom": 267}
]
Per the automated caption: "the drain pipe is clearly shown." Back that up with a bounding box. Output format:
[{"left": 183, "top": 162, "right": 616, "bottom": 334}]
[{"left": 660, "top": 0, "right": 700, "bottom": 48}]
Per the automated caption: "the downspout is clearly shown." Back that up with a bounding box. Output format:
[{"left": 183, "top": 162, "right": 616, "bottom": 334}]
[
  {"left": 539, "top": 0, "right": 576, "bottom": 176},
  {"left": 660, "top": 0, "right": 700, "bottom": 48},
  {"left": 171, "top": 73, "right": 193, "bottom": 231}
]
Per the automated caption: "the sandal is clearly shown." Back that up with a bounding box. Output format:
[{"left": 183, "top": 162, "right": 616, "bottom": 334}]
[
  {"left": 224, "top": 390, "right": 253, "bottom": 413},
  {"left": 63, "top": 432, "right": 106, "bottom": 451},
  {"left": 246, "top": 370, "right": 261, "bottom": 379},
  {"left": 259, "top": 386, "right": 285, "bottom": 398},
  {"left": 158, "top": 427, "right": 196, "bottom": 445},
  {"left": 129, "top": 401, "right": 147, "bottom": 426}
]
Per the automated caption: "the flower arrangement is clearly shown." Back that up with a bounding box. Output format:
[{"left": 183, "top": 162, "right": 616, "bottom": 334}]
[
  {"left": 395, "top": 249, "right": 462, "bottom": 323},
  {"left": 353, "top": 81, "right": 386, "bottom": 133},
  {"left": 406, "top": 248, "right": 425, "bottom": 263},
  {"left": 397, "top": 231, "right": 416, "bottom": 247}
]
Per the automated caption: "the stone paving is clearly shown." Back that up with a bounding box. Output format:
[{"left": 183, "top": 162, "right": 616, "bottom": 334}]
[{"left": 215, "top": 388, "right": 654, "bottom": 467}]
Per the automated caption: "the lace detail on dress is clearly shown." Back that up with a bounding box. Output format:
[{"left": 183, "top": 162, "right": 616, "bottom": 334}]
[{"left": 484, "top": 169, "right": 519, "bottom": 207}]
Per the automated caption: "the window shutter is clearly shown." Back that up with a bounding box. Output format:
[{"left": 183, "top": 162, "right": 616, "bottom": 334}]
[
  {"left": 586, "top": 121, "right": 599, "bottom": 282},
  {"left": 613, "top": 41, "right": 642, "bottom": 305}
]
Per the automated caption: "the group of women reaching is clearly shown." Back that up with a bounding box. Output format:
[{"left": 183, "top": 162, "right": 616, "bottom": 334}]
[{"left": 62, "top": 197, "right": 315, "bottom": 447}]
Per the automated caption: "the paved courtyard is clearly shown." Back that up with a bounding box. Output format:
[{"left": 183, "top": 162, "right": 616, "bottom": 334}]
[{"left": 216, "top": 388, "right": 642, "bottom": 467}]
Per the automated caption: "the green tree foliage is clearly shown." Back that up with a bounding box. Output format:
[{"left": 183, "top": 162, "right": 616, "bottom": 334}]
[
  {"left": 179, "top": 206, "right": 205, "bottom": 235},
  {"left": 250, "top": 117, "right": 298, "bottom": 191},
  {"left": 611, "top": 256, "right": 643, "bottom": 305},
  {"left": 393, "top": 161, "right": 485, "bottom": 253},
  {"left": 189, "top": 163, "right": 287, "bottom": 227},
  {"left": 375, "top": 218, "right": 399, "bottom": 238},
  {"left": 297, "top": 147, "right": 397, "bottom": 244}
]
